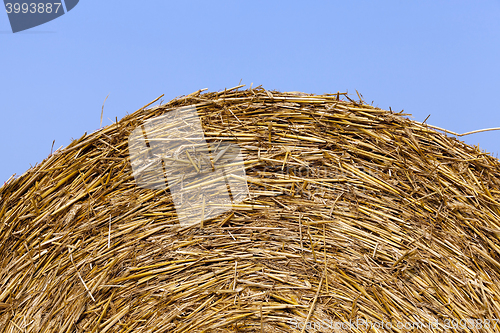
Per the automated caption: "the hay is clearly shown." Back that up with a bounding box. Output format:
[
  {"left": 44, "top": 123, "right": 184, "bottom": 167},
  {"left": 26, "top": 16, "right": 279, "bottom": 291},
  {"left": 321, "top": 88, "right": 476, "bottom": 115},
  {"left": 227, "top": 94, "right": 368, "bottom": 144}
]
[{"left": 2, "top": 86, "right": 500, "bottom": 332}]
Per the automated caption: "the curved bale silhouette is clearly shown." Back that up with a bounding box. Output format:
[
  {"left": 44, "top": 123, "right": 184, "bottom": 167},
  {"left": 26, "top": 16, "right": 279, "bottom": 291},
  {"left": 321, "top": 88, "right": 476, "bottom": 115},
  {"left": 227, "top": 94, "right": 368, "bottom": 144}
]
[{"left": 1, "top": 87, "right": 500, "bottom": 332}]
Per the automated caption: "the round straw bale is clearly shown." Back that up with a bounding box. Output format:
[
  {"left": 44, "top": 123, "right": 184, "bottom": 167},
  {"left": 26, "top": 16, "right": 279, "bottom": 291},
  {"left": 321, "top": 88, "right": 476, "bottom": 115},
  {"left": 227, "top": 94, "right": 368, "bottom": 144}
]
[{"left": 2, "top": 87, "right": 500, "bottom": 332}]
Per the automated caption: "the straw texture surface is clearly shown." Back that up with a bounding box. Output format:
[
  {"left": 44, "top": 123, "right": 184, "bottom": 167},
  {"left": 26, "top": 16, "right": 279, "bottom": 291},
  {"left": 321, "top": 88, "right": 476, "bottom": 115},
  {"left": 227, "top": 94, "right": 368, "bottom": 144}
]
[{"left": 2, "top": 87, "right": 500, "bottom": 332}]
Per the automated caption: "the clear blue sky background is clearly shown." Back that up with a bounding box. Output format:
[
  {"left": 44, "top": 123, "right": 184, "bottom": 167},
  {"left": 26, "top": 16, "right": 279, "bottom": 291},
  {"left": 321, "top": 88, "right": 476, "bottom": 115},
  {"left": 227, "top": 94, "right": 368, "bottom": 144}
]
[{"left": 1, "top": 1, "right": 500, "bottom": 183}]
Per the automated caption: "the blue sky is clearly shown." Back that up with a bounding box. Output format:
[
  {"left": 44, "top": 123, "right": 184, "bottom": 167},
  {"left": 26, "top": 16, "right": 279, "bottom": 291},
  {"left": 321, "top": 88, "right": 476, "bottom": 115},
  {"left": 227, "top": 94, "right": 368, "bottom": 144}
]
[{"left": 1, "top": 1, "right": 500, "bottom": 183}]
